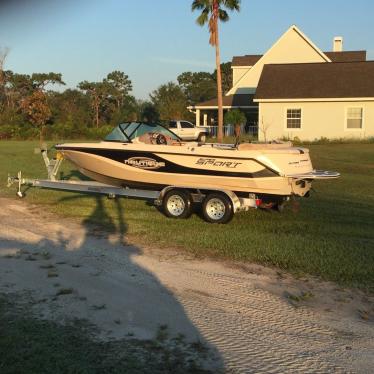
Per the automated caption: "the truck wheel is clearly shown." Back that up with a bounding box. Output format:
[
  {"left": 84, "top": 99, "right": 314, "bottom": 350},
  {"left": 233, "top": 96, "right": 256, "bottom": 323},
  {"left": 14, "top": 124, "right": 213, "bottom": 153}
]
[
  {"left": 163, "top": 189, "right": 192, "bottom": 219},
  {"left": 197, "top": 133, "right": 207, "bottom": 143},
  {"left": 202, "top": 193, "right": 234, "bottom": 224}
]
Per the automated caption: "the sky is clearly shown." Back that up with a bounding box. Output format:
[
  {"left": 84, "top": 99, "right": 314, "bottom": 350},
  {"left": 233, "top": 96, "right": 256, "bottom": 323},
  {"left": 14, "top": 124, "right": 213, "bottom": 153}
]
[{"left": 0, "top": 0, "right": 373, "bottom": 99}]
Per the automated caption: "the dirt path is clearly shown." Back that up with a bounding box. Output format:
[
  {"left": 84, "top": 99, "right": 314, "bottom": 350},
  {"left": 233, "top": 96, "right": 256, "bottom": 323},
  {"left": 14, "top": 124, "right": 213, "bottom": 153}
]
[{"left": 0, "top": 197, "right": 373, "bottom": 373}]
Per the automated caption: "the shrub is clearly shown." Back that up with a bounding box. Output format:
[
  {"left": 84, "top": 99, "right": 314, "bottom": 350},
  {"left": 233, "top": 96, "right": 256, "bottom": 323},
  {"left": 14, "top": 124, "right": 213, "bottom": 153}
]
[{"left": 0, "top": 123, "right": 116, "bottom": 141}]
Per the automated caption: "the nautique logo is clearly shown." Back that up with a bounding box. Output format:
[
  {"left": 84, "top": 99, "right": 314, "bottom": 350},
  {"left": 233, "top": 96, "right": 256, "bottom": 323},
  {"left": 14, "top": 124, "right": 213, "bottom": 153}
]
[{"left": 124, "top": 157, "right": 165, "bottom": 170}]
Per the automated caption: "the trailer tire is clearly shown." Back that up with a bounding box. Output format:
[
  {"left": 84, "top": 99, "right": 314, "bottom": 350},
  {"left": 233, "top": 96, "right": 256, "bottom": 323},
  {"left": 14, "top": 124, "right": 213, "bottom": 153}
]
[
  {"left": 163, "top": 189, "right": 192, "bottom": 219},
  {"left": 197, "top": 133, "right": 207, "bottom": 143},
  {"left": 202, "top": 193, "right": 234, "bottom": 224}
]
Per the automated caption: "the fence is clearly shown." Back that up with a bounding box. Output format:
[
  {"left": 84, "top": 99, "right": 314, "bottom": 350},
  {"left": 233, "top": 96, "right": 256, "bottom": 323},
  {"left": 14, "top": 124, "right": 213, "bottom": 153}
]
[{"left": 208, "top": 123, "right": 258, "bottom": 138}]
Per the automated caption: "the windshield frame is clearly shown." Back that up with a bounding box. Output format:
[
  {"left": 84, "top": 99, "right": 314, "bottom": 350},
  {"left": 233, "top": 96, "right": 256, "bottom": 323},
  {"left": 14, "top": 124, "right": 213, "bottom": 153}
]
[{"left": 104, "top": 122, "right": 182, "bottom": 143}]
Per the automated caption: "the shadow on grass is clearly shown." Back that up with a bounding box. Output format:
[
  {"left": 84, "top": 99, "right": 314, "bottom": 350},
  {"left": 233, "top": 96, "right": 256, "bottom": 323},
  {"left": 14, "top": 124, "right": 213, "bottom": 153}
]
[{"left": 0, "top": 192, "right": 221, "bottom": 373}]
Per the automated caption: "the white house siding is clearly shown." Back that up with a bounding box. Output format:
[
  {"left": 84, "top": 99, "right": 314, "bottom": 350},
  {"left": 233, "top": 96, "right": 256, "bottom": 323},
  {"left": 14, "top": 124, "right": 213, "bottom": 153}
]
[
  {"left": 228, "top": 26, "right": 329, "bottom": 95},
  {"left": 258, "top": 101, "right": 374, "bottom": 141},
  {"left": 232, "top": 66, "right": 252, "bottom": 86}
]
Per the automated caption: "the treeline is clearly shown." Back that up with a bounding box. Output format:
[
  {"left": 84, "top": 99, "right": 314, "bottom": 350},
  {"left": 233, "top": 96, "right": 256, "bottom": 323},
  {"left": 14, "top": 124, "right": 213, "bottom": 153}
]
[{"left": 0, "top": 49, "right": 231, "bottom": 140}]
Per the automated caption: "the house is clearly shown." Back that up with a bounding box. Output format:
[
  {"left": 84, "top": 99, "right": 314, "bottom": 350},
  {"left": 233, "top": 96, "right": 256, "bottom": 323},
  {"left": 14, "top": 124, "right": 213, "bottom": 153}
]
[{"left": 189, "top": 25, "right": 374, "bottom": 141}]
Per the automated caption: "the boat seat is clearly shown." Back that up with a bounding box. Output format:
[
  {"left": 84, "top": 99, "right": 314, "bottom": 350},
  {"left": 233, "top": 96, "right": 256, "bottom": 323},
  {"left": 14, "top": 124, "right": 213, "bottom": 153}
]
[
  {"left": 135, "top": 132, "right": 177, "bottom": 146},
  {"left": 136, "top": 133, "right": 154, "bottom": 144},
  {"left": 237, "top": 142, "right": 292, "bottom": 150}
]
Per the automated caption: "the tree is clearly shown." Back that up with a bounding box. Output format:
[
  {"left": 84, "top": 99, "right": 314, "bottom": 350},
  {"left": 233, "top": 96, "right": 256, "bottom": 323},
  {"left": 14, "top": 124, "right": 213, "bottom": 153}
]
[
  {"left": 109, "top": 95, "right": 138, "bottom": 124},
  {"left": 49, "top": 89, "right": 91, "bottom": 128},
  {"left": 177, "top": 71, "right": 216, "bottom": 104},
  {"left": 6, "top": 72, "right": 33, "bottom": 92},
  {"left": 78, "top": 81, "right": 110, "bottom": 127},
  {"left": 192, "top": 0, "right": 240, "bottom": 143},
  {"left": 105, "top": 71, "right": 132, "bottom": 110},
  {"left": 31, "top": 72, "right": 65, "bottom": 91},
  {"left": 0, "top": 48, "right": 9, "bottom": 113},
  {"left": 0, "top": 47, "right": 9, "bottom": 90},
  {"left": 150, "top": 82, "right": 189, "bottom": 120},
  {"left": 0, "top": 48, "right": 9, "bottom": 97},
  {"left": 213, "top": 61, "right": 232, "bottom": 94},
  {"left": 224, "top": 108, "right": 246, "bottom": 144},
  {"left": 20, "top": 90, "right": 51, "bottom": 141},
  {"left": 137, "top": 100, "right": 160, "bottom": 123},
  {"left": 2, "top": 71, "right": 64, "bottom": 130},
  {"left": 79, "top": 72, "right": 133, "bottom": 127}
]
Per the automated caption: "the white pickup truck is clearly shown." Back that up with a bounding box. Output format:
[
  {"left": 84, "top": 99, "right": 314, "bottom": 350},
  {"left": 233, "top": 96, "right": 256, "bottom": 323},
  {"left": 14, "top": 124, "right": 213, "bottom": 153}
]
[{"left": 168, "top": 120, "right": 209, "bottom": 142}]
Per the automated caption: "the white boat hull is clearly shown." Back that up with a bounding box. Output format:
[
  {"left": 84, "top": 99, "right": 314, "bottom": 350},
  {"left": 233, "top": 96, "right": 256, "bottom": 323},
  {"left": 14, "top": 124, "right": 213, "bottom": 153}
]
[{"left": 55, "top": 141, "right": 336, "bottom": 199}]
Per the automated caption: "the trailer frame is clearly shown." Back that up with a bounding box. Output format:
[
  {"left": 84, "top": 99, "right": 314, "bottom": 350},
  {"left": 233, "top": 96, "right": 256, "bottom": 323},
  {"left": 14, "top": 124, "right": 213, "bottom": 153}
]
[{"left": 7, "top": 149, "right": 260, "bottom": 221}]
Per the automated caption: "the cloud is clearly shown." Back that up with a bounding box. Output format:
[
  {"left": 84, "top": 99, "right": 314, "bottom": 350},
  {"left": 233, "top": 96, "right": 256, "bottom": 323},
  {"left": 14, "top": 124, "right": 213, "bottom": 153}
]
[{"left": 152, "top": 57, "right": 214, "bottom": 69}]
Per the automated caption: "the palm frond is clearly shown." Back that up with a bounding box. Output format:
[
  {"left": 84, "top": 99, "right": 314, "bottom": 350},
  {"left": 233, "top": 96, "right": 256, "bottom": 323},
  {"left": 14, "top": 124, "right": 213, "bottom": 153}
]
[
  {"left": 219, "top": 9, "right": 229, "bottom": 22},
  {"left": 191, "top": 0, "right": 210, "bottom": 11},
  {"left": 196, "top": 8, "right": 210, "bottom": 26},
  {"left": 223, "top": 0, "right": 241, "bottom": 11}
]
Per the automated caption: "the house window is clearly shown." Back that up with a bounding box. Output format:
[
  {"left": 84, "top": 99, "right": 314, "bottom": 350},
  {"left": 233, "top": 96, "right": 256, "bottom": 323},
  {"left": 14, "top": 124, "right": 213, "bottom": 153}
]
[
  {"left": 286, "top": 109, "right": 302, "bottom": 129},
  {"left": 346, "top": 107, "right": 363, "bottom": 129}
]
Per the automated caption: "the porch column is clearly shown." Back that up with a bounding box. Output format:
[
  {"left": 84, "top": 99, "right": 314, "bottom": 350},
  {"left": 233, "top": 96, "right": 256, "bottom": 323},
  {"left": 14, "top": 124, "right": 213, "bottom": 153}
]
[
  {"left": 203, "top": 113, "right": 208, "bottom": 126},
  {"left": 195, "top": 109, "right": 201, "bottom": 126}
]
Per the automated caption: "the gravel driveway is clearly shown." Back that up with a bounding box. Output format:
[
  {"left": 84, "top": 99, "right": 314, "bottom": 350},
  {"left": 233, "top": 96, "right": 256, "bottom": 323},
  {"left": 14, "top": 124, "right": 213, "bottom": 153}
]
[{"left": 0, "top": 197, "right": 373, "bottom": 373}]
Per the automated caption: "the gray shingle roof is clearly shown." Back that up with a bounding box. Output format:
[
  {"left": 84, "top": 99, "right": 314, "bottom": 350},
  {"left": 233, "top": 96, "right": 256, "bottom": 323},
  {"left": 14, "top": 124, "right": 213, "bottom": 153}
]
[
  {"left": 194, "top": 94, "right": 255, "bottom": 107},
  {"left": 324, "top": 51, "right": 366, "bottom": 62},
  {"left": 232, "top": 51, "right": 366, "bottom": 67},
  {"left": 255, "top": 61, "right": 374, "bottom": 100},
  {"left": 231, "top": 55, "right": 262, "bottom": 66}
]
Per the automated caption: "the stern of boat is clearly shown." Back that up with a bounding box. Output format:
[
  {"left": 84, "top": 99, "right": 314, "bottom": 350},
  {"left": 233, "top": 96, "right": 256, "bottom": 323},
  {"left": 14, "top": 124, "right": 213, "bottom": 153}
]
[{"left": 258, "top": 147, "right": 340, "bottom": 197}]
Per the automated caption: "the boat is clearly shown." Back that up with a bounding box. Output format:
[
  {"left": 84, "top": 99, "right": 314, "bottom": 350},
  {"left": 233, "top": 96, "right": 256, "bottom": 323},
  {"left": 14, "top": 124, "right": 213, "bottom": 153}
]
[{"left": 55, "top": 122, "right": 339, "bottom": 204}]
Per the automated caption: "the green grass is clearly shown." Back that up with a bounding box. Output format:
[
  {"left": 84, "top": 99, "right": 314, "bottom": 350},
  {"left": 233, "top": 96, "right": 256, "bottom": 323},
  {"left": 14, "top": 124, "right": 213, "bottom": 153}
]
[
  {"left": 0, "top": 293, "right": 212, "bottom": 374},
  {"left": 1, "top": 141, "right": 374, "bottom": 290}
]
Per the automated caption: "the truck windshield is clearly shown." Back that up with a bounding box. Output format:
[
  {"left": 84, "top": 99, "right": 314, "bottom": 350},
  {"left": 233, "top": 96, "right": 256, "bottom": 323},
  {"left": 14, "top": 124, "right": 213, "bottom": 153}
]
[{"left": 104, "top": 122, "right": 180, "bottom": 142}]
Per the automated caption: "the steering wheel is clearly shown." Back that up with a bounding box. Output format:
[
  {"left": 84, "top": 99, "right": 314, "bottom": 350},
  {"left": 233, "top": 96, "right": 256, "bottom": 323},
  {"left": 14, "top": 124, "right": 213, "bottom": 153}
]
[{"left": 154, "top": 133, "right": 167, "bottom": 145}]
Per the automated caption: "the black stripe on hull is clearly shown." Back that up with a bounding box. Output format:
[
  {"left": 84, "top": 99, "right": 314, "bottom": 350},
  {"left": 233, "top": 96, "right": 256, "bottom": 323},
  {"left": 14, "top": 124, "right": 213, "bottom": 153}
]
[
  {"left": 59, "top": 147, "right": 278, "bottom": 178},
  {"left": 81, "top": 168, "right": 289, "bottom": 199}
]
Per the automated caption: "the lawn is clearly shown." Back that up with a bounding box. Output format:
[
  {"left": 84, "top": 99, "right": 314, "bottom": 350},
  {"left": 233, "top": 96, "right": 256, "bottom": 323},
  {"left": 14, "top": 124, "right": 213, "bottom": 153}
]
[{"left": 1, "top": 140, "right": 373, "bottom": 290}]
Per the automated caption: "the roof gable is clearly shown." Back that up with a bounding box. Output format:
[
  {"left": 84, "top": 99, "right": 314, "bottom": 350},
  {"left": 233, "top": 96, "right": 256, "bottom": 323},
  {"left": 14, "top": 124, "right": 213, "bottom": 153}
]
[
  {"left": 255, "top": 61, "right": 374, "bottom": 100},
  {"left": 227, "top": 25, "right": 331, "bottom": 95}
]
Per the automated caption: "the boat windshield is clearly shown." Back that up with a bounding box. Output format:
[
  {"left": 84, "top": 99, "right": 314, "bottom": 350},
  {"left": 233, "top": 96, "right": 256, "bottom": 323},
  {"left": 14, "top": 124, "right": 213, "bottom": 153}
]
[
  {"left": 104, "top": 122, "right": 180, "bottom": 142},
  {"left": 104, "top": 126, "right": 129, "bottom": 142}
]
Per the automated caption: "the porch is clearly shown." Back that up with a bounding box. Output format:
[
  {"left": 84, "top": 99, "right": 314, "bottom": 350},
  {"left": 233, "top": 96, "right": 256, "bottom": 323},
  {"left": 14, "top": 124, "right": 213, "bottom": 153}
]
[{"left": 187, "top": 94, "right": 259, "bottom": 139}]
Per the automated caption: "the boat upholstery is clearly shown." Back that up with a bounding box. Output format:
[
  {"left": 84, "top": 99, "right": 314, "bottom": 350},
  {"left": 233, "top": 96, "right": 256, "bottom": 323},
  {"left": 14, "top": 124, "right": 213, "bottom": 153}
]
[{"left": 135, "top": 132, "right": 181, "bottom": 146}]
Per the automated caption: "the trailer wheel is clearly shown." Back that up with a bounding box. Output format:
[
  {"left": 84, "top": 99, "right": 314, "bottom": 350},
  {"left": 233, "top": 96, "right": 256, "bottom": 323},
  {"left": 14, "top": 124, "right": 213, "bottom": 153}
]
[
  {"left": 163, "top": 189, "right": 192, "bottom": 219},
  {"left": 197, "top": 133, "right": 207, "bottom": 143},
  {"left": 202, "top": 193, "right": 234, "bottom": 224}
]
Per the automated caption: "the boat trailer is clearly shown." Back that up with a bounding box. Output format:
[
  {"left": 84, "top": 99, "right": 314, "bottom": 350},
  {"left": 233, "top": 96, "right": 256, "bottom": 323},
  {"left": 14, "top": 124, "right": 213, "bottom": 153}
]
[{"left": 7, "top": 149, "right": 260, "bottom": 223}]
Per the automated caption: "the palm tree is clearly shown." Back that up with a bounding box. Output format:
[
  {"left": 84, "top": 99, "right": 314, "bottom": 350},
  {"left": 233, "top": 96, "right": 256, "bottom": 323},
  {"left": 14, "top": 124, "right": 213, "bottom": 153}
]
[{"left": 192, "top": 0, "right": 240, "bottom": 143}]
